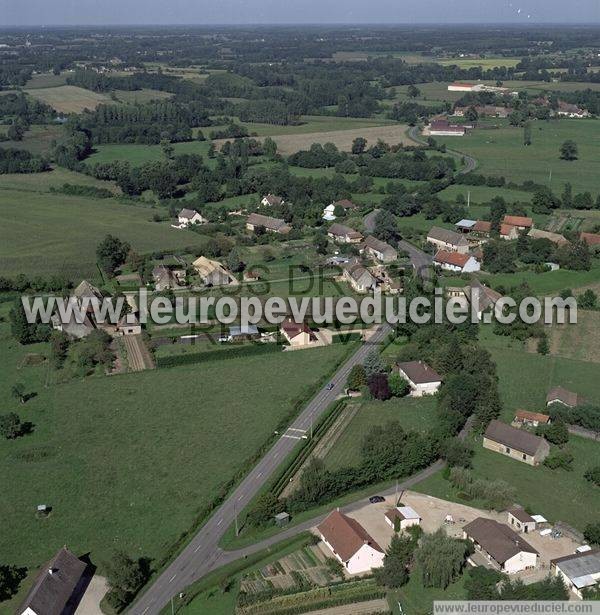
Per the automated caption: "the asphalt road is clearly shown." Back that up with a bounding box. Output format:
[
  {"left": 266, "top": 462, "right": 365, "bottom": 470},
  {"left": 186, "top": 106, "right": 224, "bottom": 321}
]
[{"left": 129, "top": 242, "right": 434, "bottom": 615}]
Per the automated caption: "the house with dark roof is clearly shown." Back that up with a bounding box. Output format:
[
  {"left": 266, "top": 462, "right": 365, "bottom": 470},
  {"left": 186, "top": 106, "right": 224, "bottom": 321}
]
[
  {"left": 327, "top": 223, "right": 363, "bottom": 244},
  {"left": 246, "top": 213, "right": 291, "bottom": 234},
  {"left": 427, "top": 119, "right": 466, "bottom": 136},
  {"left": 463, "top": 518, "right": 538, "bottom": 573},
  {"left": 507, "top": 507, "right": 537, "bottom": 534},
  {"left": 483, "top": 420, "right": 550, "bottom": 466},
  {"left": 465, "top": 279, "right": 502, "bottom": 320},
  {"left": 427, "top": 227, "right": 470, "bottom": 254},
  {"left": 280, "top": 318, "right": 317, "bottom": 347},
  {"left": 177, "top": 208, "right": 206, "bottom": 227},
  {"left": 18, "top": 547, "right": 87, "bottom": 615},
  {"left": 317, "top": 510, "right": 385, "bottom": 574},
  {"left": 261, "top": 194, "right": 284, "bottom": 207},
  {"left": 342, "top": 261, "right": 378, "bottom": 294},
  {"left": 546, "top": 386, "right": 581, "bottom": 409},
  {"left": 551, "top": 549, "right": 600, "bottom": 598},
  {"left": 395, "top": 360, "right": 442, "bottom": 397},
  {"left": 361, "top": 235, "right": 398, "bottom": 263}
]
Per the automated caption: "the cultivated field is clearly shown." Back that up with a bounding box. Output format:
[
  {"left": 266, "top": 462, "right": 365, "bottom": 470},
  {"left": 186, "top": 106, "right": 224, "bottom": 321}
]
[
  {"left": 0, "top": 189, "right": 203, "bottom": 279},
  {"left": 24, "top": 85, "right": 110, "bottom": 113},
  {"left": 0, "top": 327, "right": 350, "bottom": 571},
  {"left": 0, "top": 124, "right": 63, "bottom": 156},
  {"left": 216, "top": 123, "right": 411, "bottom": 155},
  {"left": 24, "top": 72, "right": 69, "bottom": 89},
  {"left": 544, "top": 310, "right": 600, "bottom": 363},
  {"left": 113, "top": 88, "right": 174, "bottom": 104}
]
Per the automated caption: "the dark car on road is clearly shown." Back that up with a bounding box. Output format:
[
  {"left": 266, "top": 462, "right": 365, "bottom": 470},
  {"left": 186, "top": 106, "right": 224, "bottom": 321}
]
[{"left": 369, "top": 495, "right": 385, "bottom": 504}]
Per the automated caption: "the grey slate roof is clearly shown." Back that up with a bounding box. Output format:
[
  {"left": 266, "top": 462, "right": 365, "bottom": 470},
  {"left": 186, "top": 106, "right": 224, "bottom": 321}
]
[
  {"left": 551, "top": 550, "right": 600, "bottom": 582},
  {"left": 484, "top": 420, "right": 546, "bottom": 457},
  {"left": 464, "top": 518, "right": 538, "bottom": 564},
  {"left": 427, "top": 226, "right": 469, "bottom": 247},
  {"left": 396, "top": 360, "right": 442, "bottom": 385}
]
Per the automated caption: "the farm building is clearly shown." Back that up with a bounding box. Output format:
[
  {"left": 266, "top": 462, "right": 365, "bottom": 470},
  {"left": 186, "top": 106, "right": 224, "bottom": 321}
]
[
  {"left": 551, "top": 549, "right": 600, "bottom": 599},
  {"left": 507, "top": 507, "right": 537, "bottom": 534},
  {"left": 152, "top": 265, "right": 185, "bottom": 291},
  {"left": 317, "top": 510, "right": 385, "bottom": 575},
  {"left": 192, "top": 256, "right": 236, "bottom": 286},
  {"left": 18, "top": 547, "right": 87, "bottom": 615},
  {"left": 455, "top": 219, "right": 477, "bottom": 233},
  {"left": 433, "top": 250, "right": 480, "bottom": 273},
  {"left": 502, "top": 215, "right": 533, "bottom": 231},
  {"left": 343, "top": 262, "right": 378, "bottom": 294},
  {"left": 483, "top": 420, "right": 550, "bottom": 466},
  {"left": 528, "top": 228, "right": 569, "bottom": 246},
  {"left": 261, "top": 194, "right": 284, "bottom": 207},
  {"left": 246, "top": 213, "right": 291, "bottom": 235},
  {"left": 471, "top": 220, "right": 518, "bottom": 240},
  {"left": 427, "top": 227, "right": 470, "bottom": 253},
  {"left": 327, "top": 223, "right": 363, "bottom": 244},
  {"left": 546, "top": 386, "right": 581, "bottom": 408},
  {"left": 395, "top": 360, "right": 442, "bottom": 397},
  {"left": 513, "top": 410, "right": 551, "bottom": 428},
  {"left": 361, "top": 235, "right": 398, "bottom": 263},
  {"left": 463, "top": 518, "right": 538, "bottom": 573},
  {"left": 117, "top": 313, "right": 142, "bottom": 336},
  {"left": 556, "top": 102, "right": 589, "bottom": 118},
  {"left": 427, "top": 119, "right": 466, "bottom": 136},
  {"left": 228, "top": 324, "right": 260, "bottom": 341},
  {"left": 465, "top": 279, "right": 502, "bottom": 320},
  {"left": 384, "top": 506, "right": 421, "bottom": 531},
  {"left": 448, "top": 82, "right": 484, "bottom": 92}
]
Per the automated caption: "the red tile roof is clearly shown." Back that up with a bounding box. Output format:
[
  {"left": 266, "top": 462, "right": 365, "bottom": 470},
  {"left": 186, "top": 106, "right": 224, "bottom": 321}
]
[
  {"left": 434, "top": 250, "right": 471, "bottom": 268},
  {"left": 473, "top": 220, "right": 491, "bottom": 233},
  {"left": 515, "top": 410, "right": 551, "bottom": 424},
  {"left": 281, "top": 318, "right": 313, "bottom": 340},
  {"left": 503, "top": 215, "right": 533, "bottom": 228},
  {"left": 318, "top": 510, "right": 383, "bottom": 561}
]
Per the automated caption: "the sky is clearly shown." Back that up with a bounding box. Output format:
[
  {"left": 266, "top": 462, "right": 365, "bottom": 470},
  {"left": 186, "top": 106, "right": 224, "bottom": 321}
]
[{"left": 2, "top": 0, "right": 599, "bottom": 27}]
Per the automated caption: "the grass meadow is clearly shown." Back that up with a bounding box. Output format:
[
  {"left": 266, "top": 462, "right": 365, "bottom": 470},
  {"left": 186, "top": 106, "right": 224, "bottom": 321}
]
[{"left": 24, "top": 85, "right": 111, "bottom": 113}]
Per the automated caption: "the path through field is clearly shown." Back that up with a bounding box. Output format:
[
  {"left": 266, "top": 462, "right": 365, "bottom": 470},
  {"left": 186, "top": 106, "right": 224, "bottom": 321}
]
[{"left": 123, "top": 335, "right": 155, "bottom": 371}]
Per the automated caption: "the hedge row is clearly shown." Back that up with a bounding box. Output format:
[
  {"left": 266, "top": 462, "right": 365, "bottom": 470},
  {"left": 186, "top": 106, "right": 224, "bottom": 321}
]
[{"left": 155, "top": 341, "right": 283, "bottom": 367}]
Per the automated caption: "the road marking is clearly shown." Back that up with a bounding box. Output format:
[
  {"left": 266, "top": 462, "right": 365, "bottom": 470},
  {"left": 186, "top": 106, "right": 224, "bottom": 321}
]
[
  {"left": 238, "top": 495, "right": 244, "bottom": 501},
  {"left": 169, "top": 574, "right": 177, "bottom": 582},
  {"left": 282, "top": 434, "right": 302, "bottom": 440},
  {"left": 142, "top": 609, "right": 149, "bottom": 614},
  {"left": 194, "top": 544, "right": 202, "bottom": 552},
  {"left": 287, "top": 428, "right": 306, "bottom": 433},
  {"left": 217, "top": 518, "right": 223, "bottom": 526},
  {"left": 257, "top": 471, "right": 262, "bottom": 478}
]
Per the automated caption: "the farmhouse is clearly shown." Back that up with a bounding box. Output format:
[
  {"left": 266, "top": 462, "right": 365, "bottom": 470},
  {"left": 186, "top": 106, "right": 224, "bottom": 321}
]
[
  {"left": 556, "top": 101, "right": 589, "bottom": 119},
  {"left": 343, "top": 261, "right": 378, "bottom": 294},
  {"left": 471, "top": 221, "right": 518, "bottom": 240},
  {"left": 362, "top": 235, "right": 398, "bottom": 263},
  {"left": 18, "top": 546, "right": 87, "bottom": 615},
  {"left": 261, "top": 194, "right": 284, "bottom": 207},
  {"left": 395, "top": 360, "right": 442, "bottom": 397},
  {"left": 514, "top": 410, "right": 551, "bottom": 428},
  {"left": 433, "top": 250, "right": 480, "bottom": 273},
  {"left": 192, "top": 256, "right": 236, "bottom": 286},
  {"left": 463, "top": 518, "right": 538, "bottom": 573},
  {"left": 580, "top": 232, "right": 600, "bottom": 248},
  {"left": 322, "top": 203, "right": 337, "bottom": 221},
  {"left": 455, "top": 219, "right": 477, "bottom": 233},
  {"left": 528, "top": 228, "right": 569, "bottom": 246},
  {"left": 177, "top": 208, "right": 206, "bottom": 227},
  {"left": 507, "top": 507, "right": 537, "bottom": 534},
  {"left": 483, "top": 419, "right": 550, "bottom": 466},
  {"left": 228, "top": 324, "right": 260, "bottom": 341},
  {"left": 328, "top": 223, "right": 364, "bottom": 244},
  {"left": 546, "top": 386, "right": 581, "bottom": 408},
  {"left": 317, "top": 510, "right": 385, "bottom": 575},
  {"left": 427, "top": 227, "right": 470, "bottom": 253},
  {"left": 551, "top": 549, "right": 600, "bottom": 599},
  {"left": 502, "top": 215, "right": 533, "bottom": 231},
  {"left": 246, "top": 213, "right": 291, "bottom": 234},
  {"left": 73, "top": 280, "right": 104, "bottom": 303},
  {"left": 465, "top": 279, "right": 503, "bottom": 320},
  {"left": 117, "top": 312, "right": 142, "bottom": 336},
  {"left": 384, "top": 506, "right": 421, "bottom": 531},
  {"left": 153, "top": 265, "right": 184, "bottom": 291},
  {"left": 280, "top": 318, "right": 317, "bottom": 347},
  {"left": 427, "top": 119, "right": 466, "bottom": 136}
]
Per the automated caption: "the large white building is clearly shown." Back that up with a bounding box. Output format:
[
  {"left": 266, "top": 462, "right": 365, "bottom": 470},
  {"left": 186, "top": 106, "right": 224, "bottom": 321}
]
[
  {"left": 551, "top": 549, "right": 600, "bottom": 599},
  {"left": 395, "top": 360, "right": 442, "bottom": 397},
  {"left": 317, "top": 510, "right": 385, "bottom": 575}
]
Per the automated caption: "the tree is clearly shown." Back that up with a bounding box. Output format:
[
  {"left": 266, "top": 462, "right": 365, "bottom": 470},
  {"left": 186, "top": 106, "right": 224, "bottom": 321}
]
[
  {"left": 414, "top": 529, "right": 471, "bottom": 589},
  {"left": 351, "top": 137, "right": 367, "bottom": 155},
  {"left": 96, "top": 235, "right": 130, "bottom": 276},
  {"left": 584, "top": 466, "right": 600, "bottom": 487},
  {"left": 439, "top": 439, "right": 473, "bottom": 468},
  {"left": 347, "top": 364, "right": 367, "bottom": 390},
  {"left": 104, "top": 551, "right": 147, "bottom": 611},
  {"left": 50, "top": 331, "right": 70, "bottom": 368},
  {"left": 160, "top": 139, "right": 174, "bottom": 160},
  {"left": 464, "top": 567, "right": 504, "bottom": 600},
  {"left": 537, "top": 334, "right": 549, "bottom": 355},
  {"left": 375, "top": 533, "right": 416, "bottom": 588},
  {"left": 437, "top": 337, "right": 463, "bottom": 374},
  {"left": 373, "top": 209, "right": 400, "bottom": 243},
  {"left": 363, "top": 350, "right": 385, "bottom": 378},
  {"left": 0, "top": 413, "right": 26, "bottom": 439},
  {"left": 246, "top": 492, "right": 284, "bottom": 527},
  {"left": 584, "top": 522, "right": 600, "bottom": 546},
  {"left": 368, "top": 373, "right": 391, "bottom": 401},
  {"left": 7, "top": 122, "right": 25, "bottom": 141},
  {"left": 263, "top": 136, "right": 278, "bottom": 159},
  {"left": 314, "top": 232, "right": 328, "bottom": 255},
  {"left": 227, "top": 247, "right": 244, "bottom": 273},
  {"left": 561, "top": 183, "right": 573, "bottom": 209},
  {"left": 560, "top": 140, "right": 578, "bottom": 161},
  {"left": 538, "top": 421, "right": 569, "bottom": 446},
  {"left": 0, "top": 564, "right": 26, "bottom": 601},
  {"left": 465, "top": 106, "right": 479, "bottom": 122},
  {"left": 407, "top": 85, "right": 421, "bottom": 99},
  {"left": 523, "top": 121, "right": 532, "bottom": 146},
  {"left": 388, "top": 372, "right": 410, "bottom": 397},
  {"left": 11, "top": 382, "right": 26, "bottom": 404}
]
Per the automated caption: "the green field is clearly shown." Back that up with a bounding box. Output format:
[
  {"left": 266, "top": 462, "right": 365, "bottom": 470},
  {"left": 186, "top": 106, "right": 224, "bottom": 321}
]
[
  {"left": 437, "top": 57, "right": 521, "bottom": 69},
  {"left": 24, "top": 85, "right": 111, "bottom": 113},
  {"left": 0, "top": 167, "right": 120, "bottom": 194},
  {"left": 437, "top": 184, "right": 533, "bottom": 204},
  {"left": 324, "top": 396, "right": 438, "bottom": 470},
  {"left": 438, "top": 119, "right": 600, "bottom": 194},
  {"left": 112, "top": 88, "right": 174, "bottom": 104},
  {"left": 0, "top": 316, "right": 350, "bottom": 573},
  {"left": 87, "top": 140, "right": 214, "bottom": 167},
  {"left": 0, "top": 189, "right": 203, "bottom": 279},
  {"left": 24, "top": 72, "right": 69, "bottom": 89},
  {"left": 0, "top": 124, "right": 64, "bottom": 156}
]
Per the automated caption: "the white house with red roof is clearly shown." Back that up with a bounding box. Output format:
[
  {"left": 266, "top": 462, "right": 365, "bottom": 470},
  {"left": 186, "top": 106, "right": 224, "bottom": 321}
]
[
  {"left": 280, "top": 318, "right": 317, "bottom": 347},
  {"left": 433, "top": 250, "right": 481, "bottom": 273}
]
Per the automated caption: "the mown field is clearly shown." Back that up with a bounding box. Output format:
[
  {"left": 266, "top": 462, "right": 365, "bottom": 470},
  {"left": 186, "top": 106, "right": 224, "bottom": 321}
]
[
  {"left": 24, "top": 85, "right": 110, "bottom": 113},
  {"left": 436, "top": 57, "right": 521, "bottom": 69},
  {"left": 0, "top": 124, "right": 64, "bottom": 155},
  {"left": 87, "top": 140, "right": 214, "bottom": 167},
  {"left": 0, "top": 188, "right": 202, "bottom": 279},
  {"left": 414, "top": 343, "right": 600, "bottom": 531},
  {"left": 0, "top": 316, "right": 350, "bottom": 573},
  {"left": 438, "top": 119, "right": 600, "bottom": 194}
]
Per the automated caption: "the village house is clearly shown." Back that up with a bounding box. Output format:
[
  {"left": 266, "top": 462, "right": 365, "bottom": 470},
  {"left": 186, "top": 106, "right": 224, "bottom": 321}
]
[
  {"left": 228, "top": 324, "right": 260, "bottom": 341},
  {"left": 317, "top": 510, "right": 385, "bottom": 575},
  {"left": 384, "top": 506, "right": 421, "bottom": 532},
  {"left": 18, "top": 547, "right": 87, "bottom": 615},
  {"left": 327, "top": 223, "right": 364, "bottom": 244},
  {"left": 177, "top": 208, "right": 206, "bottom": 227},
  {"left": 464, "top": 279, "right": 503, "bottom": 320},
  {"left": 433, "top": 250, "right": 481, "bottom": 273},
  {"left": 192, "top": 256, "right": 236, "bottom": 286},
  {"left": 513, "top": 410, "right": 551, "bottom": 428},
  {"left": 427, "top": 119, "right": 466, "bottom": 136},
  {"left": 507, "top": 507, "right": 537, "bottom": 534},
  {"left": 395, "top": 360, "right": 442, "bottom": 397},
  {"left": 483, "top": 419, "right": 550, "bottom": 466},
  {"left": 463, "top": 517, "right": 538, "bottom": 573},
  {"left": 361, "top": 235, "right": 398, "bottom": 263},
  {"left": 471, "top": 220, "right": 518, "bottom": 241},
  {"left": 152, "top": 265, "right": 185, "bottom": 291},
  {"left": 427, "top": 227, "right": 470, "bottom": 254},
  {"left": 528, "top": 228, "right": 569, "bottom": 246},
  {"left": 343, "top": 261, "right": 378, "bottom": 294},
  {"left": 280, "top": 318, "right": 317, "bottom": 347},
  {"left": 324, "top": 199, "right": 358, "bottom": 219},
  {"left": 50, "top": 279, "right": 104, "bottom": 339},
  {"left": 261, "top": 193, "right": 284, "bottom": 207},
  {"left": 556, "top": 101, "right": 589, "bottom": 119},
  {"left": 546, "top": 386, "right": 581, "bottom": 409},
  {"left": 551, "top": 549, "right": 600, "bottom": 599},
  {"left": 117, "top": 312, "right": 142, "bottom": 336},
  {"left": 246, "top": 212, "right": 291, "bottom": 235},
  {"left": 502, "top": 215, "right": 533, "bottom": 231}
]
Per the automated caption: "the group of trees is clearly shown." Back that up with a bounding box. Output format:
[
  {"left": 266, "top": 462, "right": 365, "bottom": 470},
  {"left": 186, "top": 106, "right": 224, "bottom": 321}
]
[{"left": 0, "top": 147, "right": 49, "bottom": 174}]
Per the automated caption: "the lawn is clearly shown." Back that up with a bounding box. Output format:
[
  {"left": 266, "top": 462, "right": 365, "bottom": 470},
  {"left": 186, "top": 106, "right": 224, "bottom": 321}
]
[
  {"left": 0, "top": 189, "right": 204, "bottom": 279},
  {"left": 24, "top": 85, "right": 111, "bottom": 113},
  {"left": 437, "top": 184, "right": 533, "bottom": 205},
  {"left": 0, "top": 166, "right": 119, "bottom": 194},
  {"left": 0, "top": 328, "right": 350, "bottom": 573},
  {"left": 324, "top": 396, "right": 439, "bottom": 470},
  {"left": 436, "top": 119, "right": 600, "bottom": 194}
]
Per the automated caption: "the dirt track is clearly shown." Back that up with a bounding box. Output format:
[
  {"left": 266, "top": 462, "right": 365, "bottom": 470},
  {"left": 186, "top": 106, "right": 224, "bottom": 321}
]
[{"left": 124, "top": 335, "right": 155, "bottom": 371}]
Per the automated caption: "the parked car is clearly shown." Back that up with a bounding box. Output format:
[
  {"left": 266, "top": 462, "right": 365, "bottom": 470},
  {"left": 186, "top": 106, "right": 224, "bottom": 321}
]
[{"left": 369, "top": 495, "right": 385, "bottom": 504}]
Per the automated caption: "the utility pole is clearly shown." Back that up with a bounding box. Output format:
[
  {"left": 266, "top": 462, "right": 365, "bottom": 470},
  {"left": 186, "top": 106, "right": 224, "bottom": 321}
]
[
  {"left": 549, "top": 168, "right": 552, "bottom": 183},
  {"left": 171, "top": 596, "right": 174, "bottom": 615},
  {"left": 395, "top": 479, "right": 398, "bottom": 505}
]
